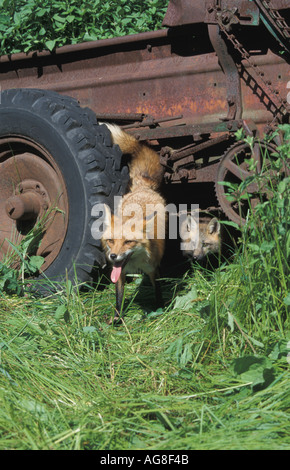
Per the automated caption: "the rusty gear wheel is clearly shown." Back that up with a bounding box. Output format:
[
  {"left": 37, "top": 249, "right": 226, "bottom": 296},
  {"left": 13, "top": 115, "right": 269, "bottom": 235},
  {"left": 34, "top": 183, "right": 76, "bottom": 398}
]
[
  {"left": 215, "top": 139, "right": 284, "bottom": 225},
  {"left": 0, "top": 89, "right": 129, "bottom": 292}
]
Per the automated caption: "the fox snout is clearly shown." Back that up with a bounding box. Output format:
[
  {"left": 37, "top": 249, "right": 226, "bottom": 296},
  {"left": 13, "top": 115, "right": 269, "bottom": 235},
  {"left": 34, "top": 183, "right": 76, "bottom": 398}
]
[
  {"left": 192, "top": 250, "right": 204, "bottom": 261},
  {"left": 108, "top": 251, "right": 129, "bottom": 264}
]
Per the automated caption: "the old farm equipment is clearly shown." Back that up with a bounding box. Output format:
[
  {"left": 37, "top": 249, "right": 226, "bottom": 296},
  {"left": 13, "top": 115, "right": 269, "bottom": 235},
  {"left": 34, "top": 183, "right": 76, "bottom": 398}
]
[{"left": 0, "top": 0, "right": 289, "bottom": 288}]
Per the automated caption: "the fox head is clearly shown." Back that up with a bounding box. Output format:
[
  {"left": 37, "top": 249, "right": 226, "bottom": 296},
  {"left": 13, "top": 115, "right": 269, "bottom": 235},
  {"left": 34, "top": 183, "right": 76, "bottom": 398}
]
[
  {"left": 180, "top": 215, "right": 221, "bottom": 260},
  {"left": 101, "top": 204, "right": 151, "bottom": 283}
]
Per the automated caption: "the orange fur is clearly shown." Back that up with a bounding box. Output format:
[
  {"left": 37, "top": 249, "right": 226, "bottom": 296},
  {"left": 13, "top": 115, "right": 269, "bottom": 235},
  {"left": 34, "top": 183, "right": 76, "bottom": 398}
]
[
  {"left": 104, "top": 123, "right": 163, "bottom": 191},
  {"left": 101, "top": 124, "right": 165, "bottom": 320}
]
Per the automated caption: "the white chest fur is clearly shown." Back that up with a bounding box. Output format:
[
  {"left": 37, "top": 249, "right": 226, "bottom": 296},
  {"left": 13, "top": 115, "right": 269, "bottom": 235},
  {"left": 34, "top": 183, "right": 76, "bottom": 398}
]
[{"left": 123, "top": 245, "right": 154, "bottom": 275}]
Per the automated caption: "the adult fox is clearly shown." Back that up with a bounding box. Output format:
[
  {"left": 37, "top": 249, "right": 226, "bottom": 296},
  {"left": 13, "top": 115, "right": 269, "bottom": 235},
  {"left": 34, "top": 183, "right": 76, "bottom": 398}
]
[{"left": 101, "top": 124, "right": 166, "bottom": 321}]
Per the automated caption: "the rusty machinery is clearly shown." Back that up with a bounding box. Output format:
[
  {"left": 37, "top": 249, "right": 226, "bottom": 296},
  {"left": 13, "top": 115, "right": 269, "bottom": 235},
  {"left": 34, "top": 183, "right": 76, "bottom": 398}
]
[
  {"left": 0, "top": 0, "right": 289, "bottom": 287},
  {"left": 94, "top": 0, "right": 290, "bottom": 224}
]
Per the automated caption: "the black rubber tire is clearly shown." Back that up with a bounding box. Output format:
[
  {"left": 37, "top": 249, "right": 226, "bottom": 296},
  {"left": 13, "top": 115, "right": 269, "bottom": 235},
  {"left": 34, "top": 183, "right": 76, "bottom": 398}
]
[{"left": 0, "top": 88, "right": 129, "bottom": 290}]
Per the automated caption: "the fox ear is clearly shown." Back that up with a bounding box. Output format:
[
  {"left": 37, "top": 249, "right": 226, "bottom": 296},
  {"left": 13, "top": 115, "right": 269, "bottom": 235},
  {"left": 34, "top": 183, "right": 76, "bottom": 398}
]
[
  {"left": 180, "top": 215, "right": 197, "bottom": 239},
  {"left": 102, "top": 204, "right": 112, "bottom": 229},
  {"left": 208, "top": 217, "right": 220, "bottom": 234},
  {"left": 186, "top": 215, "right": 198, "bottom": 232}
]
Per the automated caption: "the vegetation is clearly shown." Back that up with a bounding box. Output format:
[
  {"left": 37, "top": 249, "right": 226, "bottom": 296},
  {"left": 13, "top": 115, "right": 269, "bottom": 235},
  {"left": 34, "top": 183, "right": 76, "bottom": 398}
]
[
  {"left": 0, "top": 127, "right": 289, "bottom": 450},
  {"left": 0, "top": 0, "right": 169, "bottom": 55}
]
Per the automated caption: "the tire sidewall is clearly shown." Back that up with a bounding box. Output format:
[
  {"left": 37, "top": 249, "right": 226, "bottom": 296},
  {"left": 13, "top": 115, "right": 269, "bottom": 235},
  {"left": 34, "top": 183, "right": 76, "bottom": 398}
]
[{"left": 0, "top": 107, "right": 91, "bottom": 281}]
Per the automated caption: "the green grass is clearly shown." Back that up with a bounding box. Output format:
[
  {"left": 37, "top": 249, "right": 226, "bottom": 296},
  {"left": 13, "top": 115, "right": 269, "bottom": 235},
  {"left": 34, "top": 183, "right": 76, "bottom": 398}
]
[
  {"left": 0, "top": 269, "right": 289, "bottom": 450},
  {"left": 0, "top": 129, "right": 289, "bottom": 450}
]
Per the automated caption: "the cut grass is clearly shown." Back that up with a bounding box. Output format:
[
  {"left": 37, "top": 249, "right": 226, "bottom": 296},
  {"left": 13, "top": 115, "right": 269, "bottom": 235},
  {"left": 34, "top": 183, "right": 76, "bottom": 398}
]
[{"left": 0, "top": 267, "right": 289, "bottom": 450}]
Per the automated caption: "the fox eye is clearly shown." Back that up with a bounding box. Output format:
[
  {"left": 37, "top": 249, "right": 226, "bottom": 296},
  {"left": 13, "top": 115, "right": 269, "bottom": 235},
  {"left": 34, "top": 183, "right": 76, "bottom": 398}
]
[
  {"left": 125, "top": 240, "right": 135, "bottom": 246},
  {"left": 106, "top": 239, "right": 114, "bottom": 245}
]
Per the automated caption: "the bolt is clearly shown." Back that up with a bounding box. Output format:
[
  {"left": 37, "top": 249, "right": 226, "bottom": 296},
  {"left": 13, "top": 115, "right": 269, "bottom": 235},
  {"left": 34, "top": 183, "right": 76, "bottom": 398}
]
[
  {"left": 5, "top": 192, "right": 41, "bottom": 221},
  {"left": 221, "top": 12, "right": 230, "bottom": 24}
]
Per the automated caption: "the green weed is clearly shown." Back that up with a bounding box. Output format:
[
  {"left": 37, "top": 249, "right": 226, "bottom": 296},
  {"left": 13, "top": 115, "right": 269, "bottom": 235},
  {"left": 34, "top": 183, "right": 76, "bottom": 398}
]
[{"left": 0, "top": 0, "right": 169, "bottom": 55}]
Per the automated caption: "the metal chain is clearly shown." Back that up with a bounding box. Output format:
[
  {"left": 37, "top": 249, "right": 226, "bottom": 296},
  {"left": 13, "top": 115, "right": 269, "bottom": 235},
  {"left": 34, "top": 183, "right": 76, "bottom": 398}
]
[
  {"left": 213, "top": 1, "right": 290, "bottom": 128},
  {"left": 259, "top": 0, "right": 290, "bottom": 40}
]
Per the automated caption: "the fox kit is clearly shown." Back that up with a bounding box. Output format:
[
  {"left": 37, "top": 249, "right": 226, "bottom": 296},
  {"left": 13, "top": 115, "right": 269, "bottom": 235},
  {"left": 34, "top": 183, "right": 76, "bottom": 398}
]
[
  {"left": 180, "top": 214, "right": 221, "bottom": 261},
  {"left": 101, "top": 124, "right": 166, "bottom": 321}
]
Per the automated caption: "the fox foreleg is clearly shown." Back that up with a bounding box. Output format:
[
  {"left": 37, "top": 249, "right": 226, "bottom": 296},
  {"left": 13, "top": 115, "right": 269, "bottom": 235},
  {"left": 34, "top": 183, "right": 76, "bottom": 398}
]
[
  {"left": 113, "top": 274, "right": 125, "bottom": 322},
  {"left": 149, "top": 270, "right": 164, "bottom": 310}
]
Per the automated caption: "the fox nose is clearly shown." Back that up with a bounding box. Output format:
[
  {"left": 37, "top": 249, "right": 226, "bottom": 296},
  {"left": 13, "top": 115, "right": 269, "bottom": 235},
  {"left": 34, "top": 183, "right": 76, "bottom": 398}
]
[{"left": 110, "top": 253, "right": 117, "bottom": 261}]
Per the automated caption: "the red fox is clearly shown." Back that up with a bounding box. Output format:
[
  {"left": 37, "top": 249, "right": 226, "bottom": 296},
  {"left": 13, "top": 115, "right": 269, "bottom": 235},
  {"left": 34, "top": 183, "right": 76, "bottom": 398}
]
[
  {"left": 180, "top": 214, "right": 221, "bottom": 261},
  {"left": 101, "top": 124, "right": 166, "bottom": 321}
]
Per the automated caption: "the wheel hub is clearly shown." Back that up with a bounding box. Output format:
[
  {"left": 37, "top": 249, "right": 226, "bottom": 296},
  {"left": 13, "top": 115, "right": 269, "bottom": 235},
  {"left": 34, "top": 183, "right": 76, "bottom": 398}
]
[
  {"left": 0, "top": 137, "right": 68, "bottom": 272},
  {"left": 5, "top": 179, "right": 49, "bottom": 221}
]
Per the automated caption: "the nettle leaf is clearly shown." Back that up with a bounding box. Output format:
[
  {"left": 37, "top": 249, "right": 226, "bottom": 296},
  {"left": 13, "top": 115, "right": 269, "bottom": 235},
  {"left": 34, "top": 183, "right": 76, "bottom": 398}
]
[
  {"left": 283, "top": 293, "right": 290, "bottom": 306},
  {"left": 35, "top": 8, "right": 49, "bottom": 17},
  {"left": 146, "top": 308, "right": 163, "bottom": 319},
  {"left": 217, "top": 181, "right": 237, "bottom": 190},
  {"left": 45, "top": 40, "right": 56, "bottom": 51},
  {"left": 18, "top": 398, "right": 49, "bottom": 421},
  {"left": 83, "top": 326, "right": 98, "bottom": 335},
  {"left": 277, "top": 180, "right": 287, "bottom": 194},
  {"left": 278, "top": 123, "right": 290, "bottom": 140},
  {"left": 66, "top": 15, "right": 75, "bottom": 23},
  {"left": 83, "top": 32, "right": 99, "bottom": 42},
  {"left": 268, "top": 340, "right": 289, "bottom": 360},
  {"left": 55, "top": 304, "right": 69, "bottom": 321},
  {"left": 259, "top": 240, "right": 276, "bottom": 252},
  {"left": 27, "top": 255, "right": 44, "bottom": 273},
  {"left": 231, "top": 355, "right": 275, "bottom": 390},
  {"left": 220, "top": 220, "right": 239, "bottom": 230},
  {"left": 13, "top": 11, "right": 22, "bottom": 26},
  {"left": 165, "top": 337, "right": 193, "bottom": 367},
  {"left": 173, "top": 286, "right": 198, "bottom": 311},
  {"left": 248, "top": 243, "right": 260, "bottom": 253},
  {"left": 53, "top": 14, "right": 66, "bottom": 23},
  {"left": 0, "top": 263, "right": 22, "bottom": 295}
]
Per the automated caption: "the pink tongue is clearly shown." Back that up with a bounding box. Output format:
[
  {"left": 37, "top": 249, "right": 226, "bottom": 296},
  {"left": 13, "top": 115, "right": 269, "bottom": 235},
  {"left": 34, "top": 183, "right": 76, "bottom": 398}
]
[{"left": 111, "top": 266, "right": 122, "bottom": 283}]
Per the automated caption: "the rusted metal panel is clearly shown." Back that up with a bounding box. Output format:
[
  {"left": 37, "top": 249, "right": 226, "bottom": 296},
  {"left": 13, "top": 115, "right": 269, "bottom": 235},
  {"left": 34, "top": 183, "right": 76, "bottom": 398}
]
[
  {"left": 163, "top": 0, "right": 260, "bottom": 27},
  {"left": 269, "top": 0, "right": 290, "bottom": 10},
  {"left": 0, "top": 27, "right": 288, "bottom": 136},
  {"left": 162, "top": 0, "right": 206, "bottom": 26}
]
